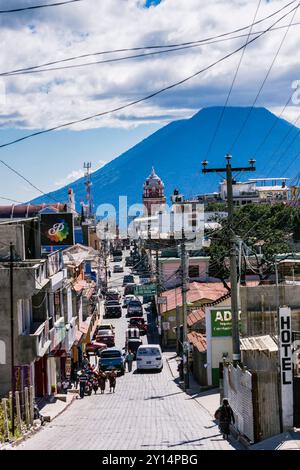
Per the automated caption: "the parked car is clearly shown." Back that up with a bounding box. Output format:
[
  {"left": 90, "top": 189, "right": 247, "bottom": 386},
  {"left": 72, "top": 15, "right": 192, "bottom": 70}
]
[
  {"left": 104, "top": 304, "right": 122, "bottom": 319},
  {"left": 125, "top": 257, "right": 134, "bottom": 267},
  {"left": 106, "top": 289, "right": 120, "bottom": 301},
  {"left": 98, "top": 347, "right": 125, "bottom": 376},
  {"left": 113, "top": 255, "right": 123, "bottom": 263},
  {"left": 124, "top": 283, "right": 136, "bottom": 296},
  {"left": 104, "top": 299, "right": 120, "bottom": 307},
  {"left": 93, "top": 324, "right": 115, "bottom": 339},
  {"left": 126, "top": 299, "right": 143, "bottom": 317},
  {"left": 95, "top": 329, "right": 115, "bottom": 347},
  {"left": 122, "top": 274, "right": 135, "bottom": 286},
  {"left": 128, "top": 317, "right": 148, "bottom": 336},
  {"left": 85, "top": 342, "right": 107, "bottom": 354},
  {"left": 113, "top": 264, "right": 124, "bottom": 273},
  {"left": 122, "top": 294, "right": 137, "bottom": 308},
  {"left": 136, "top": 344, "right": 163, "bottom": 372},
  {"left": 126, "top": 338, "right": 143, "bottom": 359}
]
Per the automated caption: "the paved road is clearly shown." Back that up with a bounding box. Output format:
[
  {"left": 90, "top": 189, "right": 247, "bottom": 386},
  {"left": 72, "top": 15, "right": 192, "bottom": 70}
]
[{"left": 17, "top": 251, "right": 236, "bottom": 450}]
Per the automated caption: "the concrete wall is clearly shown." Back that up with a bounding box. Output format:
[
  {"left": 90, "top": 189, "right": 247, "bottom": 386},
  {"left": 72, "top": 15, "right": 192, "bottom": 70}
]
[
  {"left": 0, "top": 224, "right": 25, "bottom": 260},
  {"left": 0, "top": 267, "right": 36, "bottom": 397}
]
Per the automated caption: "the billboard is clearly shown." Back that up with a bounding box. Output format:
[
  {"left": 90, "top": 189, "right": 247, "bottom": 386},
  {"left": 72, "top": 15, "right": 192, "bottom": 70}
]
[
  {"left": 40, "top": 213, "right": 74, "bottom": 247},
  {"left": 210, "top": 309, "right": 241, "bottom": 337}
]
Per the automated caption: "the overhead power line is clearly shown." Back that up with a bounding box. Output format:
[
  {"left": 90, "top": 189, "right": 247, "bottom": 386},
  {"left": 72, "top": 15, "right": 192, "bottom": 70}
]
[
  {"left": 0, "top": 0, "right": 84, "bottom": 14},
  {"left": 0, "top": 4, "right": 297, "bottom": 152},
  {"left": 0, "top": 0, "right": 298, "bottom": 76},
  {"left": 4, "top": 22, "right": 300, "bottom": 77},
  {"left": 228, "top": 1, "right": 300, "bottom": 154}
]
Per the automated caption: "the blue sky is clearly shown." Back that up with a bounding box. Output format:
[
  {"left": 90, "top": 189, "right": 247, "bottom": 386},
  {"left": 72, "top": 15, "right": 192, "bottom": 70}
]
[{"left": 0, "top": 0, "right": 300, "bottom": 203}]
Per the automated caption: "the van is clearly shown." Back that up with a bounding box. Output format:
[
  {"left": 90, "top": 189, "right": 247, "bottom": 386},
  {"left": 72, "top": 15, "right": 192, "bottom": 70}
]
[{"left": 136, "top": 344, "right": 163, "bottom": 372}]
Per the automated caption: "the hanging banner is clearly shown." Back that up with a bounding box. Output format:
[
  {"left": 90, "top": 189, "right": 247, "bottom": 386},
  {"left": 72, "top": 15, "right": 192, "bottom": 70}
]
[{"left": 279, "top": 306, "right": 294, "bottom": 431}]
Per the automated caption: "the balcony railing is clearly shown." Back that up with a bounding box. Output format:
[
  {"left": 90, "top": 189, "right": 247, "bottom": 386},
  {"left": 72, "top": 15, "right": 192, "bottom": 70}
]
[{"left": 18, "top": 319, "right": 51, "bottom": 364}]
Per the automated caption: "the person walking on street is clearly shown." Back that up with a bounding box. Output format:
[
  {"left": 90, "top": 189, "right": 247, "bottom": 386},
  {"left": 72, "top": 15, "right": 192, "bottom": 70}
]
[
  {"left": 125, "top": 350, "right": 134, "bottom": 372},
  {"left": 98, "top": 370, "right": 107, "bottom": 394},
  {"left": 108, "top": 269, "right": 111, "bottom": 279},
  {"left": 108, "top": 369, "right": 117, "bottom": 393},
  {"left": 92, "top": 375, "right": 99, "bottom": 394},
  {"left": 78, "top": 370, "right": 88, "bottom": 399},
  {"left": 214, "top": 398, "right": 235, "bottom": 440}
]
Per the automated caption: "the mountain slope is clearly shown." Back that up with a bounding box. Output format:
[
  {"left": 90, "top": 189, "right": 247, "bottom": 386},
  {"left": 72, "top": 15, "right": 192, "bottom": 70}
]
[{"left": 34, "top": 107, "right": 300, "bottom": 212}]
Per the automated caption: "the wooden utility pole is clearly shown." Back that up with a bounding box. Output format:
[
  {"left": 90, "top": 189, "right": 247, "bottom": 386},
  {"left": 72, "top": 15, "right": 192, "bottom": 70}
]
[{"left": 202, "top": 155, "right": 256, "bottom": 365}]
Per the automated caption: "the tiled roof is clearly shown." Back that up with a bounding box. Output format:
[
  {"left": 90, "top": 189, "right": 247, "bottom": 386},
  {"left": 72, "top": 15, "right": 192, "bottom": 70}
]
[
  {"left": 187, "top": 331, "right": 207, "bottom": 353},
  {"left": 187, "top": 308, "right": 205, "bottom": 327},
  {"left": 159, "top": 282, "right": 229, "bottom": 312},
  {"left": 240, "top": 335, "right": 278, "bottom": 352}
]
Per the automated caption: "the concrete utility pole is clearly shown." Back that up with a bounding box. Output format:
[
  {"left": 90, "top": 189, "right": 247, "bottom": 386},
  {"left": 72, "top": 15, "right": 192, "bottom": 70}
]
[
  {"left": 10, "top": 243, "right": 15, "bottom": 436},
  {"left": 202, "top": 154, "right": 256, "bottom": 366},
  {"left": 180, "top": 204, "right": 190, "bottom": 389}
]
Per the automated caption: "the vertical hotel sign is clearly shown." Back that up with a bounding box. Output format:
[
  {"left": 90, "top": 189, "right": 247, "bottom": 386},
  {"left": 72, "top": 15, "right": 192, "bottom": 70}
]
[{"left": 279, "top": 306, "right": 293, "bottom": 431}]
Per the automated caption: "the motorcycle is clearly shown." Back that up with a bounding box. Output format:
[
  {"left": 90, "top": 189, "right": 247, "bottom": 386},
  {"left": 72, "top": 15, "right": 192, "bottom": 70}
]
[{"left": 85, "top": 379, "right": 93, "bottom": 396}]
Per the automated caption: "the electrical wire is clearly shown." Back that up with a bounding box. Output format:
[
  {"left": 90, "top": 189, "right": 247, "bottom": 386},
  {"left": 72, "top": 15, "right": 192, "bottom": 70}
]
[
  {"left": 204, "top": 0, "right": 262, "bottom": 162},
  {"left": 228, "top": 1, "right": 300, "bottom": 154},
  {"left": 0, "top": 6, "right": 296, "bottom": 152},
  {"left": 0, "top": 0, "right": 84, "bottom": 14},
  {"left": 1, "top": 0, "right": 297, "bottom": 76}
]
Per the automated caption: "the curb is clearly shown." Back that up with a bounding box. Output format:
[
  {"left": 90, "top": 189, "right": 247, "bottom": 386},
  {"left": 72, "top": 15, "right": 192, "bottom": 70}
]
[
  {"left": 166, "top": 355, "right": 248, "bottom": 450},
  {"left": 9, "top": 394, "right": 77, "bottom": 448}
]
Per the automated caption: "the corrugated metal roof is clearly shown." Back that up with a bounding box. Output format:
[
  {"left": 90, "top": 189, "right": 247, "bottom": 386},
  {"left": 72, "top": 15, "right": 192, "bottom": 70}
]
[{"left": 240, "top": 335, "right": 278, "bottom": 352}]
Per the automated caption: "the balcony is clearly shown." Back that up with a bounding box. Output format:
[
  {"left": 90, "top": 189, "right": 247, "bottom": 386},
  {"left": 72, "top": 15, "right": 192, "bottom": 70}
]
[{"left": 18, "top": 319, "right": 51, "bottom": 365}]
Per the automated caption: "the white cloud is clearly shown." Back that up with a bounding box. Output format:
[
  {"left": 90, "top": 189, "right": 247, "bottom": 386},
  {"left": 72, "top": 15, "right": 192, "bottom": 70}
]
[
  {"left": 1, "top": 0, "right": 300, "bottom": 129},
  {"left": 54, "top": 169, "right": 84, "bottom": 187}
]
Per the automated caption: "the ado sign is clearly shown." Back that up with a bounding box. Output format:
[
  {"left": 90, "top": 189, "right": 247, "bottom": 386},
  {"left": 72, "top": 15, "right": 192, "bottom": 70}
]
[{"left": 211, "top": 309, "right": 241, "bottom": 337}]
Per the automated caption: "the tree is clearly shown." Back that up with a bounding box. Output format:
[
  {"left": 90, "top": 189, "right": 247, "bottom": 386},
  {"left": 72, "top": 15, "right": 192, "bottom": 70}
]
[{"left": 205, "top": 203, "right": 299, "bottom": 288}]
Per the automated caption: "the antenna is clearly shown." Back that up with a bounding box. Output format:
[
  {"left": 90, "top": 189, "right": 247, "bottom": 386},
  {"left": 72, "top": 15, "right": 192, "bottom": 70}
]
[{"left": 84, "top": 162, "right": 93, "bottom": 219}]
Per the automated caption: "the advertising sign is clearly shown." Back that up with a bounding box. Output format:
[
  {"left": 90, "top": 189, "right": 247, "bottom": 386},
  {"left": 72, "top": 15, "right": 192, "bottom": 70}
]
[
  {"left": 210, "top": 309, "right": 241, "bottom": 337},
  {"left": 40, "top": 213, "right": 74, "bottom": 247},
  {"left": 65, "top": 357, "right": 72, "bottom": 379},
  {"left": 279, "top": 306, "right": 294, "bottom": 431}
]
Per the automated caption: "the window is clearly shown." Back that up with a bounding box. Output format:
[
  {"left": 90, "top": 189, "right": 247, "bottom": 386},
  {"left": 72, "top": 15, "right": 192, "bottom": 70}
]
[{"left": 189, "top": 265, "right": 200, "bottom": 278}]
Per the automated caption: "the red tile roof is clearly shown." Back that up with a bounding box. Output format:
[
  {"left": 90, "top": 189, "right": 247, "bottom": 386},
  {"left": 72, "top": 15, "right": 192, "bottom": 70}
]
[
  {"left": 187, "top": 308, "right": 205, "bottom": 327},
  {"left": 160, "top": 282, "right": 229, "bottom": 313},
  {"left": 187, "top": 331, "right": 207, "bottom": 353}
]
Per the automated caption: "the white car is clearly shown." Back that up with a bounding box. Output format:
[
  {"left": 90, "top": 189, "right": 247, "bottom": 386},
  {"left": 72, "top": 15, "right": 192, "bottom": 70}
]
[{"left": 136, "top": 344, "right": 163, "bottom": 372}]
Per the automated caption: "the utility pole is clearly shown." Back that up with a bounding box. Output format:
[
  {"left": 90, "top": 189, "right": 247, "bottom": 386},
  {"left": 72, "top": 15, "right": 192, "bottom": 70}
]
[
  {"left": 180, "top": 204, "right": 190, "bottom": 390},
  {"left": 10, "top": 243, "right": 15, "bottom": 437},
  {"left": 202, "top": 154, "right": 256, "bottom": 366}
]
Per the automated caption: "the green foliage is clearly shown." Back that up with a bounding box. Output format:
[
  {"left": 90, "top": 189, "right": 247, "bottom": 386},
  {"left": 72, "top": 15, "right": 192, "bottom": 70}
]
[{"left": 207, "top": 203, "right": 300, "bottom": 284}]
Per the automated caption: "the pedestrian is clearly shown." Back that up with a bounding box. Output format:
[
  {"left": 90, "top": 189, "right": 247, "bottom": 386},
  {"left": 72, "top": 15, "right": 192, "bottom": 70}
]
[
  {"left": 108, "top": 369, "right": 117, "bottom": 393},
  {"left": 125, "top": 350, "right": 134, "bottom": 373},
  {"left": 82, "top": 354, "right": 89, "bottom": 368},
  {"left": 98, "top": 370, "right": 107, "bottom": 394},
  {"left": 108, "top": 269, "right": 111, "bottom": 279},
  {"left": 177, "top": 357, "right": 184, "bottom": 381},
  {"left": 78, "top": 370, "right": 88, "bottom": 399},
  {"left": 92, "top": 375, "right": 99, "bottom": 395},
  {"left": 214, "top": 398, "right": 235, "bottom": 440}
]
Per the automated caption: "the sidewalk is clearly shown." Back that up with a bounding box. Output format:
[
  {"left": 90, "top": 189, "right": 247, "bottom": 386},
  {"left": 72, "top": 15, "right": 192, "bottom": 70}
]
[
  {"left": 0, "top": 392, "right": 77, "bottom": 450},
  {"left": 166, "top": 353, "right": 220, "bottom": 418},
  {"left": 167, "top": 354, "right": 300, "bottom": 451},
  {"left": 250, "top": 431, "right": 300, "bottom": 450}
]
